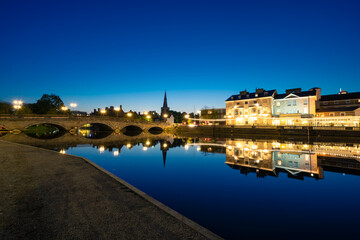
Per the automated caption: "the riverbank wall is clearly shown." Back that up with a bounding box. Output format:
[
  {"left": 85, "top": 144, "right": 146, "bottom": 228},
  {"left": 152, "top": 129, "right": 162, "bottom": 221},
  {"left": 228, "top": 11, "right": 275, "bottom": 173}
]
[{"left": 173, "top": 125, "right": 360, "bottom": 143}]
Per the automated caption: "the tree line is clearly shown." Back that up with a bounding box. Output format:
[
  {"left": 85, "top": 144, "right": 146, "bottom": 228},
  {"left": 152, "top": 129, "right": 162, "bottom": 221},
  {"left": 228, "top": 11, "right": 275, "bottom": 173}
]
[{"left": 0, "top": 94, "right": 67, "bottom": 115}]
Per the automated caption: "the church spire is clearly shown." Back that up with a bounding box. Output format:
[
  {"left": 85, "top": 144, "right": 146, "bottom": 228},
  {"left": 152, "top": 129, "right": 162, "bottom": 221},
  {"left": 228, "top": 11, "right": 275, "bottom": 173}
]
[
  {"left": 161, "top": 91, "right": 170, "bottom": 117},
  {"left": 163, "top": 91, "right": 168, "bottom": 108}
]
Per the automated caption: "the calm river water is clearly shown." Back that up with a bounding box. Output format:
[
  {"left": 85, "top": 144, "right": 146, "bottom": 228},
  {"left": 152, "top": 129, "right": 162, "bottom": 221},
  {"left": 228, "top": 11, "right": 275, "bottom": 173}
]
[{"left": 3, "top": 133, "right": 360, "bottom": 239}]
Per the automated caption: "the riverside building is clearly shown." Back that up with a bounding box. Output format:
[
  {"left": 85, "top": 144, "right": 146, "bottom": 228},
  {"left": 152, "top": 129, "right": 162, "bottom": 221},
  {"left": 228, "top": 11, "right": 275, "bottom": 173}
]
[{"left": 225, "top": 87, "right": 360, "bottom": 127}]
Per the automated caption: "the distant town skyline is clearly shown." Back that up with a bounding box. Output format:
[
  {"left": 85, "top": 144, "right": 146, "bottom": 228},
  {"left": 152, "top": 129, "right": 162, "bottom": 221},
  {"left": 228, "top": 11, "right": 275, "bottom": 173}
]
[{"left": 1, "top": 0, "right": 360, "bottom": 113}]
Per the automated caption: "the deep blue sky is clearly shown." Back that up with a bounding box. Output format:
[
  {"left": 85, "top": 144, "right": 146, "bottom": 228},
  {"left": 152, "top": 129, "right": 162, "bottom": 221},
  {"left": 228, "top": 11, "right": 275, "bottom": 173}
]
[{"left": 1, "top": 0, "right": 359, "bottom": 113}]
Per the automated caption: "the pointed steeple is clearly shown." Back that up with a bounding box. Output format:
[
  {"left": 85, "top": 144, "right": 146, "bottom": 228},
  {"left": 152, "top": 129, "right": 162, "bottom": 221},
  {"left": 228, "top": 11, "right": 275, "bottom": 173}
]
[
  {"left": 161, "top": 91, "right": 170, "bottom": 117},
  {"left": 163, "top": 91, "right": 168, "bottom": 108}
]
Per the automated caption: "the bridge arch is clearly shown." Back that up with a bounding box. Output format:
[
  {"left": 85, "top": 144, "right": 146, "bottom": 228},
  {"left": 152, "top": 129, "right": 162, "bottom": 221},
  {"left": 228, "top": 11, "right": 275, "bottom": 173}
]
[
  {"left": 121, "top": 125, "right": 143, "bottom": 136},
  {"left": 148, "top": 126, "right": 164, "bottom": 135},
  {"left": 78, "top": 123, "right": 113, "bottom": 139},
  {"left": 24, "top": 123, "right": 67, "bottom": 139}
]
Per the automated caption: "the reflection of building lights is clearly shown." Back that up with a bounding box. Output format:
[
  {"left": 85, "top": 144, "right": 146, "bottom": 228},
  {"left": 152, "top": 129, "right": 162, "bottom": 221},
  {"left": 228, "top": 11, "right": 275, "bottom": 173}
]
[
  {"left": 60, "top": 149, "right": 66, "bottom": 154},
  {"left": 113, "top": 150, "right": 119, "bottom": 156},
  {"left": 146, "top": 140, "right": 151, "bottom": 145},
  {"left": 184, "top": 144, "right": 189, "bottom": 150},
  {"left": 143, "top": 147, "right": 148, "bottom": 151},
  {"left": 197, "top": 147, "right": 201, "bottom": 151},
  {"left": 126, "top": 144, "right": 132, "bottom": 149},
  {"left": 99, "top": 146, "right": 105, "bottom": 153},
  {"left": 163, "top": 143, "right": 168, "bottom": 148}
]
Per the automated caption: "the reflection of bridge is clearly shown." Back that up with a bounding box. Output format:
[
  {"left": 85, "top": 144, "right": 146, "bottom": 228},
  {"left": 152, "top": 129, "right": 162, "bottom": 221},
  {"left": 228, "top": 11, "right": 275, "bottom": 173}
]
[{"left": 0, "top": 116, "right": 169, "bottom": 133}]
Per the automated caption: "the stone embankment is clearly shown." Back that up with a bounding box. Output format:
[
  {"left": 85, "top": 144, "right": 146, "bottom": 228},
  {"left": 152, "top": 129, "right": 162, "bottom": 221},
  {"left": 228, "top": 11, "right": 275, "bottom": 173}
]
[
  {"left": 0, "top": 140, "right": 221, "bottom": 240},
  {"left": 173, "top": 125, "right": 360, "bottom": 143}
]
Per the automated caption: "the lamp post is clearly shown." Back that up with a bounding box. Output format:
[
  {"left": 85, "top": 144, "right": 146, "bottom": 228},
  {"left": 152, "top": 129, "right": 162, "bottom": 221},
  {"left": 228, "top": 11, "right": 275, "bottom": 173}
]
[
  {"left": 70, "top": 103, "right": 77, "bottom": 113},
  {"left": 12, "top": 100, "right": 23, "bottom": 114},
  {"left": 114, "top": 107, "right": 120, "bottom": 117}
]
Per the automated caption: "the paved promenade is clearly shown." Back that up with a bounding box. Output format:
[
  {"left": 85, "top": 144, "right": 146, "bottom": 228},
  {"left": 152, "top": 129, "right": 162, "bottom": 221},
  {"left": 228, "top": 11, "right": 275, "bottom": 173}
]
[{"left": 0, "top": 140, "right": 220, "bottom": 240}]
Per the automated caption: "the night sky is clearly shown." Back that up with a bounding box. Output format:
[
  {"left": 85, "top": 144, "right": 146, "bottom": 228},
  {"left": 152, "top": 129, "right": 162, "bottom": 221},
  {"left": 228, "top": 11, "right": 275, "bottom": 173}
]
[{"left": 1, "top": 0, "right": 359, "bottom": 113}]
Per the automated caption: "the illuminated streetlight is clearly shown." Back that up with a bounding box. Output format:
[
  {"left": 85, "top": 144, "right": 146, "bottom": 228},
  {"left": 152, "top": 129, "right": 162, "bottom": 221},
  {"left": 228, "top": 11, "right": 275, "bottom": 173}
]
[
  {"left": 114, "top": 107, "right": 120, "bottom": 117},
  {"left": 99, "top": 146, "right": 105, "bottom": 153},
  {"left": 184, "top": 114, "right": 190, "bottom": 119},
  {"left": 146, "top": 115, "right": 151, "bottom": 119},
  {"left": 163, "top": 114, "right": 168, "bottom": 118},
  {"left": 100, "top": 109, "right": 106, "bottom": 114},
  {"left": 163, "top": 143, "right": 168, "bottom": 148},
  {"left": 146, "top": 140, "right": 151, "bottom": 146},
  {"left": 70, "top": 103, "right": 77, "bottom": 113},
  {"left": 143, "top": 111, "right": 148, "bottom": 115},
  {"left": 12, "top": 100, "right": 23, "bottom": 111},
  {"left": 113, "top": 150, "right": 119, "bottom": 156},
  {"left": 61, "top": 106, "right": 68, "bottom": 111},
  {"left": 127, "top": 112, "right": 132, "bottom": 117},
  {"left": 126, "top": 143, "right": 132, "bottom": 149},
  {"left": 143, "top": 147, "right": 148, "bottom": 151}
]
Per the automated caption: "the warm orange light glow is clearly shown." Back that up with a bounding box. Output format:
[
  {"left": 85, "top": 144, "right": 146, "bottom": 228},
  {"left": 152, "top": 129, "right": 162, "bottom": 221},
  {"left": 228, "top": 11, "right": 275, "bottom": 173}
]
[{"left": 127, "top": 112, "right": 132, "bottom": 117}]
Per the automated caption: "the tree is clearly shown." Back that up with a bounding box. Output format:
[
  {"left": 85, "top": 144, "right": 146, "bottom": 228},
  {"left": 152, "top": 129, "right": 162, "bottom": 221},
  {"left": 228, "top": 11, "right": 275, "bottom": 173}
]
[
  {"left": 30, "top": 94, "right": 64, "bottom": 114},
  {"left": 0, "top": 101, "right": 11, "bottom": 114}
]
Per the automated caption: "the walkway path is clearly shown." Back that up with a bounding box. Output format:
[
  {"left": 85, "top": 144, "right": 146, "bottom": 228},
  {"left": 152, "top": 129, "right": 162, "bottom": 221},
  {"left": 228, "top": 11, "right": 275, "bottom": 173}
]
[{"left": 0, "top": 140, "right": 221, "bottom": 239}]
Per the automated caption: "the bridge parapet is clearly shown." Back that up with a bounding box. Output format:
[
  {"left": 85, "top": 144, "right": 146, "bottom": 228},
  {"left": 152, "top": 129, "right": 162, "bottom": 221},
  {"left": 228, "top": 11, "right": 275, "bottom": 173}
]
[{"left": 0, "top": 115, "right": 170, "bottom": 132}]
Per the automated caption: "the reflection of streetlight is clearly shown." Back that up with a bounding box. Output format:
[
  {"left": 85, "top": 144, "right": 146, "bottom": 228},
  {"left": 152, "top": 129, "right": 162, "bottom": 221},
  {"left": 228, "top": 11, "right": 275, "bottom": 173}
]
[
  {"left": 126, "top": 143, "right": 132, "bottom": 149},
  {"left": 99, "top": 146, "right": 105, "bottom": 153},
  {"left": 113, "top": 150, "right": 119, "bottom": 156},
  {"left": 163, "top": 143, "right": 168, "bottom": 148},
  {"left": 146, "top": 140, "right": 151, "bottom": 146},
  {"left": 143, "top": 147, "right": 148, "bottom": 151}
]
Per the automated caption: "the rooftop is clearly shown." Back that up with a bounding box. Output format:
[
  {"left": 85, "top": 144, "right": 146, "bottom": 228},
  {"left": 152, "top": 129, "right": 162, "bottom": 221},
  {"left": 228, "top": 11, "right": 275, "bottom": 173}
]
[{"left": 226, "top": 89, "right": 277, "bottom": 102}]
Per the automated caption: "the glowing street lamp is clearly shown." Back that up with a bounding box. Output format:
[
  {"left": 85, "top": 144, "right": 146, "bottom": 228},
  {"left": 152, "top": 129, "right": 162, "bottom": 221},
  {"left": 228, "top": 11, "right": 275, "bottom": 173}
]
[
  {"left": 100, "top": 109, "right": 106, "bottom": 114},
  {"left": 114, "top": 107, "right": 120, "bottom": 117},
  {"left": 184, "top": 114, "right": 190, "bottom": 119},
  {"left": 12, "top": 100, "right": 23, "bottom": 112},
  {"left": 61, "top": 106, "right": 68, "bottom": 111},
  {"left": 127, "top": 112, "right": 132, "bottom": 117},
  {"left": 70, "top": 103, "right": 77, "bottom": 112},
  {"left": 163, "top": 114, "right": 168, "bottom": 118},
  {"left": 143, "top": 111, "right": 148, "bottom": 115}
]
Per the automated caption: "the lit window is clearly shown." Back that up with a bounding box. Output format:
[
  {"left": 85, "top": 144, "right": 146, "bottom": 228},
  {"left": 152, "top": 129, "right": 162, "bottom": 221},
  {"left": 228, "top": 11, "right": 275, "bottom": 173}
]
[
  {"left": 293, "top": 100, "right": 297, "bottom": 106},
  {"left": 304, "top": 108, "right": 308, "bottom": 114},
  {"left": 276, "top": 102, "right": 280, "bottom": 107}
]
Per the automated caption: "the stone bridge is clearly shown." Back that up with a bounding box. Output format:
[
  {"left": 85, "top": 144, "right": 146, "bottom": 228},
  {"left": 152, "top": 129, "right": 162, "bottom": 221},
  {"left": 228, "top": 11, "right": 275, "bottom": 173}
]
[{"left": 0, "top": 116, "right": 170, "bottom": 133}]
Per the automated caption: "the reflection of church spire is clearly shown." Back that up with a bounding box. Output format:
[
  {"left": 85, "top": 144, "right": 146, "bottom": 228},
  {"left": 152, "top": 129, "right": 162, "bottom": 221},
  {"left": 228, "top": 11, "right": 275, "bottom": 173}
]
[{"left": 162, "top": 149, "right": 167, "bottom": 167}]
